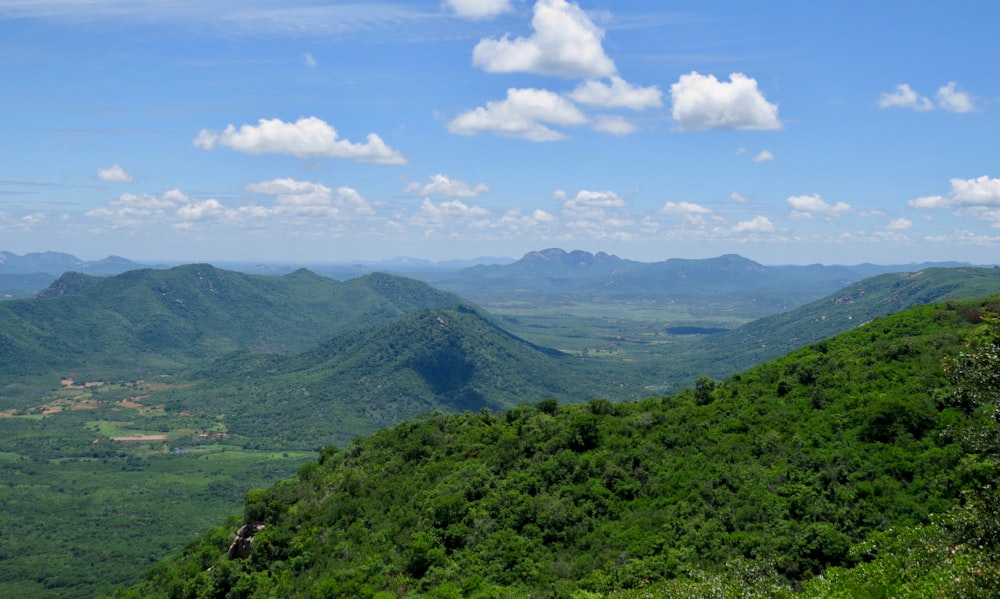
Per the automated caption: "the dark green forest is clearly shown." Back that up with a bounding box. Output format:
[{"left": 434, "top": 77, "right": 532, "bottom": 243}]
[
  {"left": 4, "top": 265, "right": 1000, "bottom": 597},
  {"left": 109, "top": 297, "right": 1000, "bottom": 598}
]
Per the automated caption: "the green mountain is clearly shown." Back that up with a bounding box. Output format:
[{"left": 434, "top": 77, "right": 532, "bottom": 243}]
[
  {"left": 0, "top": 266, "right": 468, "bottom": 378},
  {"left": 676, "top": 266, "right": 1000, "bottom": 383},
  {"left": 170, "top": 305, "right": 620, "bottom": 449},
  {"left": 110, "top": 296, "right": 1000, "bottom": 598},
  {"left": 430, "top": 248, "right": 974, "bottom": 312}
]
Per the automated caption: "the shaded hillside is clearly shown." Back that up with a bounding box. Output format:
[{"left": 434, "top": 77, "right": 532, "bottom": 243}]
[
  {"left": 111, "top": 296, "right": 1000, "bottom": 598},
  {"left": 0, "top": 266, "right": 468, "bottom": 378},
  {"left": 176, "top": 306, "right": 613, "bottom": 449},
  {"left": 674, "top": 266, "right": 1000, "bottom": 383}
]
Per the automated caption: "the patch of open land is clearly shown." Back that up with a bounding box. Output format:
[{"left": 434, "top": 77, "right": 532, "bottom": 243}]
[{"left": 111, "top": 434, "right": 168, "bottom": 442}]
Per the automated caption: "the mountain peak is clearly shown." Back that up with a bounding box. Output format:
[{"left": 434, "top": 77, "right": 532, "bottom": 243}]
[{"left": 516, "top": 248, "right": 621, "bottom": 269}]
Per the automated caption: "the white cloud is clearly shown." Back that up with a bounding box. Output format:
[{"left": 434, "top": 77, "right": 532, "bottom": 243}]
[
  {"left": 448, "top": 87, "right": 588, "bottom": 141},
  {"left": 559, "top": 189, "right": 625, "bottom": 218},
  {"left": 660, "top": 201, "right": 711, "bottom": 215},
  {"left": 936, "top": 82, "right": 975, "bottom": 113},
  {"left": 86, "top": 189, "right": 189, "bottom": 226},
  {"left": 445, "top": 0, "right": 511, "bottom": 19},
  {"left": 569, "top": 76, "right": 662, "bottom": 110},
  {"left": 879, "top": 82, "right": 976, "bottom": 113},
  {"left": 176, "top": 198, "right": 227, "bottom": 222},
  {"left": 787, "top": 194, "right": 852, "bottom": 219},
  {"left": 97, "top": 164, "right": 133, "bottom": 183},
  {"left": 245, "top": 178, "right": 375, "bottom": 219},
  {"left": 411, "top": 198, "right": 491, "bottom": 229},
  {"left": 730, "top": 192, "right": 749, "bottom": 203},
  {"left": 405, "top": 174, "right": 489, "bottom": 197},
  {"left": 472, "top": 0, "right": 616, "bottom": 78},
  {"left": 886, "top": 217, "right": 912, "bottom": 231},
  {"left": 909, "top": 176, "right": 1000, "bottom": 210},
  {"left": 590, "top": 115, "right": 636, "bottom": 136},
  {"left": 670, "top": 72, "right": 782, "bottom": 131},
  {"left": 496, "top": 208, "right": 558, "bottom": 234},
  {"left": 879, "top": 84, "right": 933, "bottom": 111},
  {"left": 194, "top": 116, "right": 406, "bottom": 164},
  {"left": 751, "top": 150, "right": 774, "bottom": 163},
  {"left": 949, "top": 176, "right": 1000, "bottom": 205},
  {"left": 304, "top": 53, "right": 317, "bottom": 67},
  {"left": 908, "top": 195, "right": 949, "bottom": 209},
  {"left": 731, "top": 216, "right": 775, "bottom": 234}
]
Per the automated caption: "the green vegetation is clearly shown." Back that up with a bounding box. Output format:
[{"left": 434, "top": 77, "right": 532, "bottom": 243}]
[
  {"left": 0, "top": 265, "right": 469, "bottom": 379},
  {"left": 4, "top": 264, "right": 1000, "bottom": 597},
  {"left": 0, "top": 377, "right": 314, "bottom": 598},
  {"left": 109, "top": 297, "right": 1000, "bottom": 598}
]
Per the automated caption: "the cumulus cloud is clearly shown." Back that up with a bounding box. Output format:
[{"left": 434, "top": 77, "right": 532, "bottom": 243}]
[
  {"left": 97, "top": 164, "right": 134, "bottom": 183},
  {"left": 569, "top": 76, "right": 662, "bottom": 110},
  {"left": 949, "top": 176, "right": 1000, "bottom": 205},
  {"left": 194, "top": 116, "right": 406, "bottom": 164},
  {"left": 590, "top": 115, "right": 636, "bottom": 136},
  {"left": 445, "top": 0, "right": 511, "bottom": 19},
  {"left": 86, "top": 188, "right": 192, "bottom": 226},
  {"left": 245, "top": 178, "right": 375, "bottom": 219},
  {"left": 496, "top": 208, "right": 558, "bottom": 235},
  {"left": 176, "top": 198, "right": 227, "bottom": 222},
  {"left": 730, "top": 192, "right": 749, "bottom": 203},
  {"left": 660, "top": 201, "right": 711, "bottom": 215},
  {"left": 405, "top": 174, "right": 489, "bottom": 197},
  {"left": 879, "top": 82, "right": 976, "bottom": 113},
  {"left": 448, "top": 87, "right": 588, "bottom": 141},
  {"left": 752, "top": 150, "right": 774, "bottom": 163},
  {"left": 908, "top": 195, "right": 951, "bottom": 209},
  {"left": 670, "top": 72, "right": 781, "bottom": 131},
  {"left": 909, "top": 176, "right": 1000, "bottom": 215},
  {"left": 936, "top": 82, "right": 976, "bottom": 113},
  {"left": 411, "top": 198, "right": 491, "bottom": 229},
  {"left": 787, "top": 194, "right": 852, "bottom": 219},
  {"left": 731, "top": 216, "right": 775, "bottom": 234},
  {"left": 472, "top": 0, "right": 616, "bottom": 78},
  {"left": 558, "top": 189, "right": 625, "bottom": 218},
  {"left": 879, "top": 84, "right": 933, "bottom": 111},
  {"left": 886, "top": 217, "right": 912, "bottom": 231}
]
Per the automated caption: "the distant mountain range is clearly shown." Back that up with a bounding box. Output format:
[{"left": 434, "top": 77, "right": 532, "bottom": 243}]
[
  {"left": 427, "top": 248, "right": 977, "bottom": 310},
  {"left": 0, "top": 265, "right": 468, "bottom": 378},
  {"left": 2, "top": 248, "right": 980, "bottom": 304},
  {"left": 0, "top": 251, "right": 148, "bottom": 298}
]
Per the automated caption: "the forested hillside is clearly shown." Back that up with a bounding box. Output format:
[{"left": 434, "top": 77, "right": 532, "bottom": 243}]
[
  {"left": 0, "top": 266, "right": 467, "bottom": 378},
  {"left": 669, "top": 266, "right": 1000, "bottom": 384},
  {"left": 169, "top": 305, "right": 620, "bottom": 448},
  {"left": 110, "top": 296, "right": 1000, "bottom": 598}
]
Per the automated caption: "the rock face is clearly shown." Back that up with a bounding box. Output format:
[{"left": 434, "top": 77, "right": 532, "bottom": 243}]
[{"left": 228, "top": 523, "right": 265, "bottom": 560}]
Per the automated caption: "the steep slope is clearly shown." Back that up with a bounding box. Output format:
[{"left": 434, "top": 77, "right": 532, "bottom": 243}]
[
  {"left": 112, "top": 296, "right": 999, "bottom": 598},
  {"left": 179, "top": 305, "right": 608, "bottom": 448},
  {"left": 678, "top": 266, "right": 1000, "bottom": 382},
  {"left": 0, "top": 266, "right": 469, "bottom": 377}
]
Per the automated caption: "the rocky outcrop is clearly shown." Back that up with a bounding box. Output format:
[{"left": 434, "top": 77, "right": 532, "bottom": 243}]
[{"left": 227, "top": 523, "right": 265, "bottom": 560}]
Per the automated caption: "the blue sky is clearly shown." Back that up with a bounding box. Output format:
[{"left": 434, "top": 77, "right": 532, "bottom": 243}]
[{"left": 1, "top": 0, "right": 998, "bottom": 265}]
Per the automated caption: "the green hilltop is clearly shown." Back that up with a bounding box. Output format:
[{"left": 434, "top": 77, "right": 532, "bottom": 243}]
[
  {"left": 109, "top": 296, "right": 1000, "bottom": 598},
  {"left": 172, "top": 305, "right": 615, "bottom": 449},
  {"left": 0, "top": 265, "right": 468, "bottom": 378},
  {"left": 661, "top": 265, "right": 1000, "bottom": 386}
]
